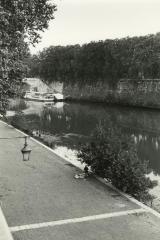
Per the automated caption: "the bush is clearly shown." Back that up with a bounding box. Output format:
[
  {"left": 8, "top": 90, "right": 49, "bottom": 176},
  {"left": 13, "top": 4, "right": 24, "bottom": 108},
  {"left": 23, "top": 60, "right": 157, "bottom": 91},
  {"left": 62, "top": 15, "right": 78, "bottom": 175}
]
[{"left": 78, "top": 123, "right": 157, "bottom": 202}]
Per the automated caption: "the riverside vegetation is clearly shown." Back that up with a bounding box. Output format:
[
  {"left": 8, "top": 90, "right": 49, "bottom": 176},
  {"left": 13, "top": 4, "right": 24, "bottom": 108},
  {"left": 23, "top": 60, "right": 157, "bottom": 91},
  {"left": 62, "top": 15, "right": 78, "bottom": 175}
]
[{"left": 78, "top": 123, "right": 157, "bottom": 202}]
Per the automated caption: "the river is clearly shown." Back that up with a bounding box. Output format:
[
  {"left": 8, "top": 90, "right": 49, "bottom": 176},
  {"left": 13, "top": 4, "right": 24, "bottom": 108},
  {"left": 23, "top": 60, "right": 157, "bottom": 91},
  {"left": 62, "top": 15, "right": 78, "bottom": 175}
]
[{"left": 7, "top": 98, "right": 160, "bottom": 210}]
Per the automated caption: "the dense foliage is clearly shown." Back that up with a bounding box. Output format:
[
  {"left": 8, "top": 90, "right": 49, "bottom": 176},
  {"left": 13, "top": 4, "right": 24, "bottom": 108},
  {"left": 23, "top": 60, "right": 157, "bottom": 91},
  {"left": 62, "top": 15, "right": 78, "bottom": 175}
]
[
  {"left": 29, "top": 33, "right": 160, "bottom": 87},
  {"left": 78, "top": 123, "right": 157, "bottom": 202},
  {"left": 0, "top": 0, "right": 56, "bottom": 112}
]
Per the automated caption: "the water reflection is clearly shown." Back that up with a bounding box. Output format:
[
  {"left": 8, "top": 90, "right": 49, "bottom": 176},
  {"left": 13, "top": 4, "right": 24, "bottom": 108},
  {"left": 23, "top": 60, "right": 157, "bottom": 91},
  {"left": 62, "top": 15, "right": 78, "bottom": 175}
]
[
  {"left": 135, "top": 135, "right": 160, "bottom": 175},
  {"left": 8, "top": 99, "right": 160, "bottom": 176}
]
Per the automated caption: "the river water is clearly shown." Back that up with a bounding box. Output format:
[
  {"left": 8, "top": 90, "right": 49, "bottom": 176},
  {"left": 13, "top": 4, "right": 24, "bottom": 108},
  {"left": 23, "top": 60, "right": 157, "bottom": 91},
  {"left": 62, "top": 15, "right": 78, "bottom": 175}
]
[{"left": 8, "top": 98, "right": 160, "bottom": 209}]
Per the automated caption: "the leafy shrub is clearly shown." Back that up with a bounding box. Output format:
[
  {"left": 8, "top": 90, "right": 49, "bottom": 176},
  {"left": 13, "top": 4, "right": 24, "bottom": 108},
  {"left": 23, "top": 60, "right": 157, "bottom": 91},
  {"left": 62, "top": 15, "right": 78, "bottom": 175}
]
[{"left": 78, "top": 123, "right": 157, "bottom": 202}]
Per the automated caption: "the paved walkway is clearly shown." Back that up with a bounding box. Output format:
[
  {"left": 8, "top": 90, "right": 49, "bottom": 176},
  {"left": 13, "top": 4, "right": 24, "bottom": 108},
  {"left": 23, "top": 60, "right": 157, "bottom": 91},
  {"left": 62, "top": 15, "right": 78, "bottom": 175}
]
[{"left": 0, "top": 120, "right": 160, "bottom": 240}]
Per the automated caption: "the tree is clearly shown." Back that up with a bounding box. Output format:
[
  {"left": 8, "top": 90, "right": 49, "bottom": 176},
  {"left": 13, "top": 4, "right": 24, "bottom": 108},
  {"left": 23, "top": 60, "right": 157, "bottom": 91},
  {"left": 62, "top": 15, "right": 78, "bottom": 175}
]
[
  {"left": 78, "top": 123, "right": 157, "bottom": 202},
  {"left": 0, "top": 0, "right": 56, "bottom": 113}
]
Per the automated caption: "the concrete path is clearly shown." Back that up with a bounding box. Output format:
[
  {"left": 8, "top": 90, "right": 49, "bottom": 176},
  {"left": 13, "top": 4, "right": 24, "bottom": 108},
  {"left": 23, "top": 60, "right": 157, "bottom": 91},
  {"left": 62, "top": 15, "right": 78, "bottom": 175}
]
[{"left": 0, "top": 120, "right": 160, "bottom": 240}]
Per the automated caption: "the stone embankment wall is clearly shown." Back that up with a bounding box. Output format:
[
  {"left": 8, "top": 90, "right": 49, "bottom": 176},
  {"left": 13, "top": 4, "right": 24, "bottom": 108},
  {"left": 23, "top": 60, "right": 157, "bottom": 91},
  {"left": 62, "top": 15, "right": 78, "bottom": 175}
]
[
  {"left": 117, "top": 79, "right": 160, "bottom": 108},
  {"left": 118, "top": 79, "right": 160, "bottom": 93},
  {"left": 63, "top": 79, "right": 160, "bottom": 108},
  {"left": 63, "top": 82, "right": 112, "bottom": 102}
]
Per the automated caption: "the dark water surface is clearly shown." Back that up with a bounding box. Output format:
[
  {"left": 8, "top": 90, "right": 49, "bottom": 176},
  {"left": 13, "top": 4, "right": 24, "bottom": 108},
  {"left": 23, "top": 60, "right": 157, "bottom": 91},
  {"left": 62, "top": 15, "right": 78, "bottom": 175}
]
[{"left": 8, "top": 98, "right": 160, "bottom": 177}]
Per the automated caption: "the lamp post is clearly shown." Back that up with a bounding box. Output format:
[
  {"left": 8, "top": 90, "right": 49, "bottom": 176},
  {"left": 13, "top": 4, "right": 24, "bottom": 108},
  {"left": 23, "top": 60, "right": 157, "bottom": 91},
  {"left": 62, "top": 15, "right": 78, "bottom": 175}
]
[{"left": 21, "top": 136, "right": 32, "bottom": 161}]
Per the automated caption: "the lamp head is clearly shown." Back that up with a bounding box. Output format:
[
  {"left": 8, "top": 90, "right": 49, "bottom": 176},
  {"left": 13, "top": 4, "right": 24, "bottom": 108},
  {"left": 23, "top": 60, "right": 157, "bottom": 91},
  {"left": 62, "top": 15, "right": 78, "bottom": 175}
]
[{"left": 21, "top": 137, "right": 31, "bottom": 161}]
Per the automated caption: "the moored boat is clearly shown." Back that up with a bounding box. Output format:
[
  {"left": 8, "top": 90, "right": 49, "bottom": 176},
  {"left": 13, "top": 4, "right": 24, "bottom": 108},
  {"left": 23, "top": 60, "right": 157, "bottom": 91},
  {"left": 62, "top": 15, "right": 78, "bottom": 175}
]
[{"left": 23, "top": 91, "right": 64, "bottom": 102}]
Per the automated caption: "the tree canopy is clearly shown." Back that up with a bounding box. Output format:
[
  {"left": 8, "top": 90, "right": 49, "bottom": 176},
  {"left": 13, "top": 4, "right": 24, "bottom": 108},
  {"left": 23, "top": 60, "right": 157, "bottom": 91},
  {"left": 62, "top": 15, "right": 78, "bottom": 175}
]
[
  {"left": 29, "top": 33, "right": 160, "bottom": 87},
  {"left": 0, "top": 0, "right": 56, "bottom": 112}
]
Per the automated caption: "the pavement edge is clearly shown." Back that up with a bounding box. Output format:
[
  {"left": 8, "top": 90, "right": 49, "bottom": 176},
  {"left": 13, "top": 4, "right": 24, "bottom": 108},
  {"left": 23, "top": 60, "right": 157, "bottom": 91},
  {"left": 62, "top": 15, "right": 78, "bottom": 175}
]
[{"left": 0, "top": 207, "right": 13, "bottom": 240}]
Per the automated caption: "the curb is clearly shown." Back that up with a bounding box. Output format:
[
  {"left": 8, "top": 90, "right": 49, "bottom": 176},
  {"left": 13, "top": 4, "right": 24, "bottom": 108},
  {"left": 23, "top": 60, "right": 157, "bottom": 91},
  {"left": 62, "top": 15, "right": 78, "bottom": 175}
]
[
  {"left": 0, "top": 208, "right": 13, "bottom": 240},
  {"left": 95, "top": 176, "right": 160, "bottom": 218}
]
